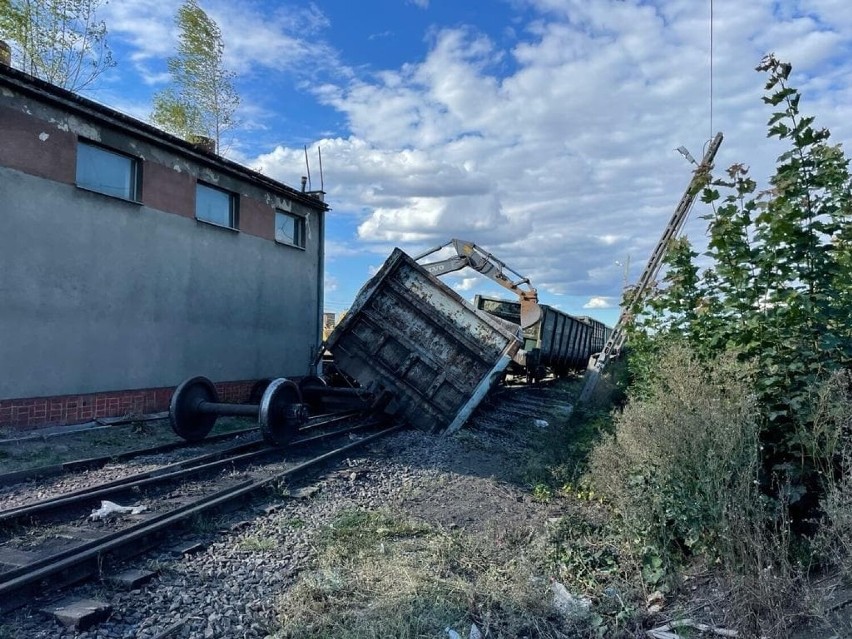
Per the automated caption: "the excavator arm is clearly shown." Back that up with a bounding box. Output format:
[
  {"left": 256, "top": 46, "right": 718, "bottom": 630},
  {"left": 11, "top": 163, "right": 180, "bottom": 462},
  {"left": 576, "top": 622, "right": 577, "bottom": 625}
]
[{"left": 414, "top": 239, "right": 542, "bottom": 329}]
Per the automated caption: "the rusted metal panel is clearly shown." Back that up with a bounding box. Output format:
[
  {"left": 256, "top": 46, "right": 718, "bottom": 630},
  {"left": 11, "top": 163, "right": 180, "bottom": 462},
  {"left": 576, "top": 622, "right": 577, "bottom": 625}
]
[{"left": 325, "top": 249, "right": 521, "bottom": 433}]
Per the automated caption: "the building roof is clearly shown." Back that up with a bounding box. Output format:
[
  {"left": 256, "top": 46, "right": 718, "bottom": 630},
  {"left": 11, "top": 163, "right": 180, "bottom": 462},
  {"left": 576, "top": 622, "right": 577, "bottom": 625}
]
[{"left": 0, "top": 63, "right": 328, "bottom": 211}]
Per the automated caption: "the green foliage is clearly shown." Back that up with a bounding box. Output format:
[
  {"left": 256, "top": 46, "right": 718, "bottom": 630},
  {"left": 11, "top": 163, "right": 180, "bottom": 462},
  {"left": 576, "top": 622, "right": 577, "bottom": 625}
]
[
  {"left": 151, "top": 0, "right": 239, "bottom": 151},
  {"left": 237, "top": 534, "right": 278, "bottom": 552},
  {"left": 0, "top": 0, "right": 114, "bottom": 90},
  {"left": 587, "top": 346, "right": 817, "bottom": 634},
  {"left": 628, "top": 55, "right": 852, "bottom": 518},
  {"left": 589, "top": 346, "right": 763, "bottom": 577},
  {"left": 531, "top": 482, "right": 552, "bottom": 502}
]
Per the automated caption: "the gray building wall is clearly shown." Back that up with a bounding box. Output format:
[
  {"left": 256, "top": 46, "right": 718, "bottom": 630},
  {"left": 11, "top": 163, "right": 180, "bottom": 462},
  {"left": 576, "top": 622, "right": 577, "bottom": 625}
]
[{"left": 0, "top": 70, "right": 325, "bottom": 402}]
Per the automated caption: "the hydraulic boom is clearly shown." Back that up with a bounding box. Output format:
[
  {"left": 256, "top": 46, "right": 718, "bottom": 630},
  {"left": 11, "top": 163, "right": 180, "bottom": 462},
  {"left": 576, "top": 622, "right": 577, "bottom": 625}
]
[{"left": 414, "top": 239, "right": 542, "bottom": 329}]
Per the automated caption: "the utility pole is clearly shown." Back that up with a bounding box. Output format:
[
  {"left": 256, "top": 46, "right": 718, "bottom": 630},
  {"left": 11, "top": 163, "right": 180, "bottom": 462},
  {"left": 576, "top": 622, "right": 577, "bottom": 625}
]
[{"left": 578, "top": 132, "right": 724, "bottom": 403}]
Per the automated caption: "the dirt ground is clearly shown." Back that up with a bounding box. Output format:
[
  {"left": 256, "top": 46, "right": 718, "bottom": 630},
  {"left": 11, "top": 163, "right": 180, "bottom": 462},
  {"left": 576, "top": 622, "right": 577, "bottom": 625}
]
[{"left": 3, "top": 380, "right": 849, "bottom": 638}]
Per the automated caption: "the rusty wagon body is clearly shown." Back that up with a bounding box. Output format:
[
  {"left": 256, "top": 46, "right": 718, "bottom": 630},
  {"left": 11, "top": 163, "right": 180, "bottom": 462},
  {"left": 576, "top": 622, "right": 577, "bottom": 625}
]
[{"left": 324, "top": 249, "right": 522, "bottom": 433}]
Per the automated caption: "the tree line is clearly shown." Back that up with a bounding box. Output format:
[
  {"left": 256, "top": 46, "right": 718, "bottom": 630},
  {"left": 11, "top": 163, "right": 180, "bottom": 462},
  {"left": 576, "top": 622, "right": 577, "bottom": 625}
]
[{"left": 0, "top": 0, "right": 239, "bottom": 152}]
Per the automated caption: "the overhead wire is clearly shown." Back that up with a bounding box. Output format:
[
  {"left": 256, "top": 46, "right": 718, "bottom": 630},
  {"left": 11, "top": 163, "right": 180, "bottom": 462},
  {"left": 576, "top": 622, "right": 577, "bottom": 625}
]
[{"left": 710, "top": 0, "right": 714, "bottom": 142}]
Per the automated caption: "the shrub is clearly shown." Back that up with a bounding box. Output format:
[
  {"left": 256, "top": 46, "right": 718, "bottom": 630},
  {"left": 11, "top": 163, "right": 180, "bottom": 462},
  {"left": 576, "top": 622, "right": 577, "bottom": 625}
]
[
  {"left": 588, "top": 345, "right": 762, "bottom": 572},
  {"left": 587, "top": 345, "right": 822, "bottom": 633}
]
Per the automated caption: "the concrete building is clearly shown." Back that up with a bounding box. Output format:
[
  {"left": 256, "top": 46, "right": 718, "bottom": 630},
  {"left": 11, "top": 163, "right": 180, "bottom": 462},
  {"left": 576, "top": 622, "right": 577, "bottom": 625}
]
[{"left": 0, "top": 62, "right": 328, "bottom": 431}]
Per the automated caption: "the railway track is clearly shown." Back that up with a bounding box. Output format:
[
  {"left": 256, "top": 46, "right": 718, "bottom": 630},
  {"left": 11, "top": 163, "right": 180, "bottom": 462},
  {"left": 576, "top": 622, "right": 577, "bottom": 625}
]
[
  {"left": 0, "top": 371, "right": 574, "bottom": 623},
  {"left": 0, "top": 411, "right": 365, "bottom": 523},
  {"left": 0, "top": 412, "right": 402, "bottom": 613},
  {"left": 0, "top": 423, "right": 262, "bottom": 488}
]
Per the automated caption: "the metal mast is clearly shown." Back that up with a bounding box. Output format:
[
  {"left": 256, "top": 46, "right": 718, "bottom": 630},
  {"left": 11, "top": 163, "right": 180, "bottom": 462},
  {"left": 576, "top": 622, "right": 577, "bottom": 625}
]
[{"left": 578, "top": 132, "right": 724, "bottom": 402}]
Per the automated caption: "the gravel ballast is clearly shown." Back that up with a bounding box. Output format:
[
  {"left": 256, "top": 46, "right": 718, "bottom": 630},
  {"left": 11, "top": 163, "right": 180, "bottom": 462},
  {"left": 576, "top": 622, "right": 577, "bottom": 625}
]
[{"left": 2, "top": 396, "right": 572, "bottom": 638}]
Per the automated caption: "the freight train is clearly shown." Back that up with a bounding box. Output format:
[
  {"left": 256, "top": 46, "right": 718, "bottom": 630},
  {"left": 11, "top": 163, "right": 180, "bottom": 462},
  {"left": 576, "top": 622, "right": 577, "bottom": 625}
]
[{"left": 473, "top": 294, "right": 611, "bottom": 381}]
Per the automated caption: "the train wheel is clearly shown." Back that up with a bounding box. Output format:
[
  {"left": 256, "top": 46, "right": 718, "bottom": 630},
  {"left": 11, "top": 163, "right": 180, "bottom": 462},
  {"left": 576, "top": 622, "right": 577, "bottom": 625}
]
[
  {"left": 170, "top": 376, "right": 218, "bottom": 442},
  {"left": 259, "top": 378, "right": 308, "bottom": 446}
]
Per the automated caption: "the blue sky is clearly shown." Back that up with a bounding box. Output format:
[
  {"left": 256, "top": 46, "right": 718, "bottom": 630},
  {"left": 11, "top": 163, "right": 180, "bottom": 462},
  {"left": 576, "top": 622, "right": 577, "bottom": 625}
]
[{"left": 67, "top": 0, "right": 852, "bottom": 325}]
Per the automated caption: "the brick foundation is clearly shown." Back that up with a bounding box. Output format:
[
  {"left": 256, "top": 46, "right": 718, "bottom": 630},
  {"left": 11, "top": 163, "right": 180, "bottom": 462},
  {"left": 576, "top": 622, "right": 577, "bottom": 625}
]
[{"left": 0, "top": 380, "right": 256, "bottom": 432}]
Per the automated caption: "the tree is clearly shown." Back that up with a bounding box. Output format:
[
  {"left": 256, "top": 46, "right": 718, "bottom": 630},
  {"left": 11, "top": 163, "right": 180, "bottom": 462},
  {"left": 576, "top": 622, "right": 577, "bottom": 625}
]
[
  {"left": 627, "top": 56, "right": 852, "bottom": 526},
  {"left": 0, "top": 0, "right": 114, "bottom": 91},
  {"left": 151, "top": 0, "right": 239, "bottom": 152}
]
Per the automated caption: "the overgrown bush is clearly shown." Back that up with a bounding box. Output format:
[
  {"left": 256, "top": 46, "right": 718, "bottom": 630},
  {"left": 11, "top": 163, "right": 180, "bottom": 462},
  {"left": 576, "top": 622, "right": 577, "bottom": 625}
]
[
  {"left": 587, "top": 345, "right": 833, "bottom": 634},
  {"left": 810, "top": 371, "right": 852, "bottom": 577},
  {"left": 588, "top": 345, "right": 763, "bottom": 577},
  {"left": 578, "top": 54, "right": 852, "bottom": 635}
]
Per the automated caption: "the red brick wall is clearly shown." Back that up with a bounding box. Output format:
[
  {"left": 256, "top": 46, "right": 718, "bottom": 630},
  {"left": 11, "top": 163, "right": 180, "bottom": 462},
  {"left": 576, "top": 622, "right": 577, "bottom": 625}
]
[
  {"left": 239, "top": 197, "right": 274, "bottom": 240},
  {"left": 0, "top": 380, "right": 256, "bottom": 431},
  {"left": 0, "top": 105, "right": 76, "bottom": 183},
  {"left": 141, "top": 160, "right": 196, "bottom": 218}
]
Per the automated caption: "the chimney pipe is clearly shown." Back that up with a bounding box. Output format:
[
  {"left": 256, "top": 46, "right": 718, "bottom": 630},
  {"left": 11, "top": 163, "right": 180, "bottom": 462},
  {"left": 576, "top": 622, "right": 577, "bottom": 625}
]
[
  {"left": 188, "top": 134, "right": 216, "bottom": 154},
  {"left": 300, "top": 176, "right": 307, "bottom": 192}
]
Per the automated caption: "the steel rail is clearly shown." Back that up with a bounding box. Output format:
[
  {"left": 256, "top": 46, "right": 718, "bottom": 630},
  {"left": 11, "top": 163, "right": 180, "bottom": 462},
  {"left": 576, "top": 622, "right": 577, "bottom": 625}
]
[
  {"left": 0, "top": 426, "right": 259, "bottom": 487},
  {"left": 0, "top": 421, "right": 405, "bottom": 612},
  {"left": 0, "top": 410, "right": 361, "bottom": 489},
  {"left": 0, "top": 418, "right": 383, "bottom": 526}
]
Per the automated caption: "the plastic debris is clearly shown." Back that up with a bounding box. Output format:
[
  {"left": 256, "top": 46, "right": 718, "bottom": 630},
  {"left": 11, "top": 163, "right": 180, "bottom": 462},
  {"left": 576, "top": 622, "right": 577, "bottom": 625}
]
[
  {"left": 469, "top": 623, "right": 483, "bottom": 639},
  {"left": 445, "top": 628, "right": 461, "bottom": 639},
  {"left": 89, "top": 500, "right": 148, "bottom": 521},
  {"left": 534, "top": 419, "right": 549, "bottom": 429},
  {"left": 646, "top": 618, "right": 738, "bottom": 638},
  {"left": 551, "top": 580, "right": 591, "bottom": 619}
]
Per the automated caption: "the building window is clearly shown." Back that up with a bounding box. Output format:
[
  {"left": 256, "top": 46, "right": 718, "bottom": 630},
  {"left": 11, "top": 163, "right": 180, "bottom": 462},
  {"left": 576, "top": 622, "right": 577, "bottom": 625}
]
[
  {"left": 196, "top": 182, "right": 237, "bottom": 228},
  {"left": 275, "top": 210, "right": 306, "bottom": 248},
  {"left": 76, "top": 141, "right": 140, "bottom": 201}
]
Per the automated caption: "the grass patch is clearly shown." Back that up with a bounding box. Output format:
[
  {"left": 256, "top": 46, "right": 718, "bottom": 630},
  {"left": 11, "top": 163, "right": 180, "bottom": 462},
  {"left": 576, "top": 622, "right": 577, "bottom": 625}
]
[
  {"left": 273, "top": 509, "right": 585, "bottom": 639},
  {"left": 187, "top": 513, "right": 225, "bottom": 535},
  {"left": 280, "top": 517, "right": 305, "bottom": 530}
]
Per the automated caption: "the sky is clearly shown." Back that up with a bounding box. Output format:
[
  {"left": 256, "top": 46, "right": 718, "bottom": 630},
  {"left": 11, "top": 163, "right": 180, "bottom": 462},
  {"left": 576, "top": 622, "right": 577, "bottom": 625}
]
[{"left": 72, "top": 0, "right": 852, "bottom": 325}]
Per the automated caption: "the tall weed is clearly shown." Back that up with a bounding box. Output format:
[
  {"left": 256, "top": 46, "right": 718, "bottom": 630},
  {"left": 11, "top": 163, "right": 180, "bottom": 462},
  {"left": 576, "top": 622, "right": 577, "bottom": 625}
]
[
  {"left": 589, "top": 344, "right": 762, "bottom": 573},
  {"left": 811, "top": 371, "right": 852, "bottom": 578},
  {"left": 586, "top": 347, "right": 852, "bottom": 634}
]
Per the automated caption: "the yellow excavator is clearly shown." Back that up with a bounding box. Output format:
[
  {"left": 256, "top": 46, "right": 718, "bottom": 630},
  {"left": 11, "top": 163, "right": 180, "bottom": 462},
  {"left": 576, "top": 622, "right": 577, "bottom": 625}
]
[{"left": 413, "top": 238, "right": 542, "bottom": 330}]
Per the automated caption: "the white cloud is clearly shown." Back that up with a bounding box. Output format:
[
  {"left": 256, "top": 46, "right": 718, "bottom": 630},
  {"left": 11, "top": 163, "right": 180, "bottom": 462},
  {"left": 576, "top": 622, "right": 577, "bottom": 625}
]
[
  {"left": 583, "top": 297, "right": 616, "bottom": 309},
  {"left": 102, "top": 0, "right": 342, "bottom": 82},
  {"left": 236, "top": 0, "right": 852, "bottom": 309},
  {"left": 453, "top": 277, "right": 480, "bottom": 292},
  {"left": 77, "top": 0, "right": 850, "bottom": 324},
  {"left": 324, "top": 274, "right": 338, "bottom": 293}
]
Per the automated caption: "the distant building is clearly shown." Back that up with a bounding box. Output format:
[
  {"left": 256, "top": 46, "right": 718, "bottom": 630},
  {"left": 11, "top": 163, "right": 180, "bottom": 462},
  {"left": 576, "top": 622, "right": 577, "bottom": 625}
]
[
  {"left": 0, "top": 61, "right": 328, "bottom": 430},
  {"left": 322, "top": 312, "right": 336, "bottom": 341}
]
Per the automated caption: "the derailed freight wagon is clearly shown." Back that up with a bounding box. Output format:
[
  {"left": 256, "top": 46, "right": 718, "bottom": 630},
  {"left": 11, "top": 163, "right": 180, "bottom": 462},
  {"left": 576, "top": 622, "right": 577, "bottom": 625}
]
[
  {"left": 324, "top": 249, "right": 522, "bottom": 433},
  {"left": 474, "top": 295, "right": 611, "bottom": 379}
]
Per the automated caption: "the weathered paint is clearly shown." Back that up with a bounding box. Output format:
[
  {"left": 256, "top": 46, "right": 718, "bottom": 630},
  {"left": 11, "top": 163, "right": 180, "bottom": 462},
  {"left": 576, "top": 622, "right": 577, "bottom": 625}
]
[{"left": 325, "top": 249, "right": 521, "bottom": 433}]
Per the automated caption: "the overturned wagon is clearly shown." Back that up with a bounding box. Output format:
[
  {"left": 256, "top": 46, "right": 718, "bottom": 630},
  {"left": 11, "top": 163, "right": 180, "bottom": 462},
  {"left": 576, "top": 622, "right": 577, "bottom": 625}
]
[
  {"left": 325, "top": 249, "right": 522, "bottom": 433},
  {"left": 474, "top": 295, "right": 611, "bottom": 379}
]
